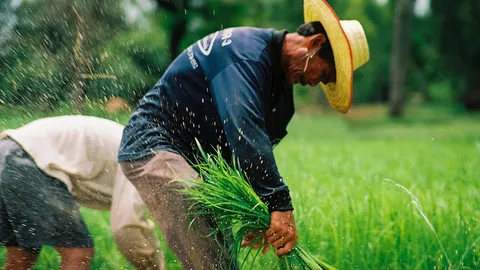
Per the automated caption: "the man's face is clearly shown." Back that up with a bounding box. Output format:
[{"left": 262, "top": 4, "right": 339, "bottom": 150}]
[{"left": 286, "top": 34, "right": 336, "bottom": 87}]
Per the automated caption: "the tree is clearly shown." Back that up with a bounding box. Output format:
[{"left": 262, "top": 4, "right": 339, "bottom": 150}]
[
  {"left": 71, "top": 7, "right": 88, "bottom": 114},
  {"left": 0, "top": 1, "right": 17, "bottom": 53},
  {"left": 0, "top": 0, "right": 126, "bottom": 110},
  {"left": 155, "top": 0, "right": 189, "bottom": 61},
  {"left": 431, "top": 0, "right": 480, "bottom": 111},
  {"left": 389, "top": 0, "right": 415, "bottom": 117}
]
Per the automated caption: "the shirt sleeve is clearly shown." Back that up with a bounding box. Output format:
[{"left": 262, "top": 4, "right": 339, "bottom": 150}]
[
  {"left": 209, "top": 60, "right": 293, "bottom": 212},
  {"left": 110, "top": 166, "right": 163, "bottom": 267}
]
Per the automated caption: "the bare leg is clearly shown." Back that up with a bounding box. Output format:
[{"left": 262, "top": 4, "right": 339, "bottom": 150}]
[
  {"left": 5, "top": 247, "right": 40, "bottom": 270},
  {"left": 56, "top": 247, "right": 94, "bottom": 270}
]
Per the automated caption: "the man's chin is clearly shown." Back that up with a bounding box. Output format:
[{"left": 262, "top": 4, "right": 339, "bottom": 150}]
[
  {"left": 293, "top": 81, "right": 307, "bottom": 86},
  {"left": 290, "top": 76, "right": 306, "bottom": 86}
]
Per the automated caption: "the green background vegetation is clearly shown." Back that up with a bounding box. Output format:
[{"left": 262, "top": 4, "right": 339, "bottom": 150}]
[
  {"left": 1, "top": 0, "right": 480, "bottom": 112},
  {"left": 0, "top": 106, "right": 479, "bottom": 269},
  {"left": 1, "top": 0, "right": 479, "bottom": 269}
]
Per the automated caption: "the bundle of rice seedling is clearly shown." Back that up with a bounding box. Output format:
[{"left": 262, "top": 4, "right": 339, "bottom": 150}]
[{"left": 177, "top": 142, "right": 337, "bottom": 269}]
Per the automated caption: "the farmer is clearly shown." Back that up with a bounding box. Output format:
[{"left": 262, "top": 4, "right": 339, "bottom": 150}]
[
  {"left": 0, "top": 116, "right": 165, "bottom": 270},
  {"left": 118, "top": 0, "right": 369, "bottom": 268}
]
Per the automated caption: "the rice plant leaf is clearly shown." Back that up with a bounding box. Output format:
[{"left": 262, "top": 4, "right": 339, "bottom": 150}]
[{"left": 179, "top": 143, "right": 337, "bottom": 270}]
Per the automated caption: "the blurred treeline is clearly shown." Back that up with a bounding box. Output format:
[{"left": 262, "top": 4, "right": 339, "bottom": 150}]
[{"left": 0, "top": 0, "right": 479, "bottom": 114}]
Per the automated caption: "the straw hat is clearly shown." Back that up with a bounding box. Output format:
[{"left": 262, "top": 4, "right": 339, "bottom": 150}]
[{"left": 304, "top": 0, "right": 370, "bottom": 113}]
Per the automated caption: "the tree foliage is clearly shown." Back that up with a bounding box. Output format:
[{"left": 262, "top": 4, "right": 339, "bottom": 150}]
[
  {"left": 431, "top": 0, "right": 480, "bottom": 110},
  {"left": 0, "top": 0, "right": 478, "bottom": 111},
  {"left": 0, "top": 0, "right": 127, "bottom": 107}
]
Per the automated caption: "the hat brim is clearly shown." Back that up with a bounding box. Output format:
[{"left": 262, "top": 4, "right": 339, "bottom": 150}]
[{"left": 304, "top": 0, "right": 353, "bottom": 113}]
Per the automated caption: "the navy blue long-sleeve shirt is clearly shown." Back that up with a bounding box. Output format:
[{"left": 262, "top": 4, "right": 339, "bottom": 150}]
[{"left": 118, "top": 27, "right": 295, "bottom": 211}]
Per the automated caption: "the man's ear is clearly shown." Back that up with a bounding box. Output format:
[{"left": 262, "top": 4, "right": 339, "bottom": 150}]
[{"left": 306, "top": 33, "right": 327, "bottom": 52}]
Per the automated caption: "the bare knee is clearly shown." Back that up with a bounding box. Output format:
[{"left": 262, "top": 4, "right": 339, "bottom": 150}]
[
  {"left": 56, "top": 247, "right": 94, "bottom": 270},
  {"left": 5, "top": 247, "right": 40, "bottom": 270}
]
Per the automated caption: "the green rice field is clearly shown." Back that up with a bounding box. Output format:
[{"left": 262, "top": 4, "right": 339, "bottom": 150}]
[{"left": 0, "top": 105, "right": 479, "bottom": 269}]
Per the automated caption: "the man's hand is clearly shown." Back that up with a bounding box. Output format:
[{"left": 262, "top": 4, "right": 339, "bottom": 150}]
[
  {"left": 265, "top": 210, "right": 298, "bottom": 256},
  {"left": 241, "top": 230, "right": 270, "bottom": 255},
  {"left": 241, "top": 211, "right": 298, "bottom": 256}
]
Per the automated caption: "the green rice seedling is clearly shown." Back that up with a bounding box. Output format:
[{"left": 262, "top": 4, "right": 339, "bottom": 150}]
[
  {"left": 177, "top": 140, "right": 337, "bottom": 270},
  {"left": 384, "top": 178, "right": 453, "bottom": 268}
]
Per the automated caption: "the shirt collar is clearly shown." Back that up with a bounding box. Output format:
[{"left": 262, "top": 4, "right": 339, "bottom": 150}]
[{"left": 270, "top": 29, "right": 289, "bottom": 84}]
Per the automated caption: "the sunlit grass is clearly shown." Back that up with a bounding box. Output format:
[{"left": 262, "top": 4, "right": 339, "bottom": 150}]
[
  {"left": 0, "top": 106, "right": 479, "bottom": 269},
  {"left": 273, "top": 113, "right": 480, "bottom": 270}
]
